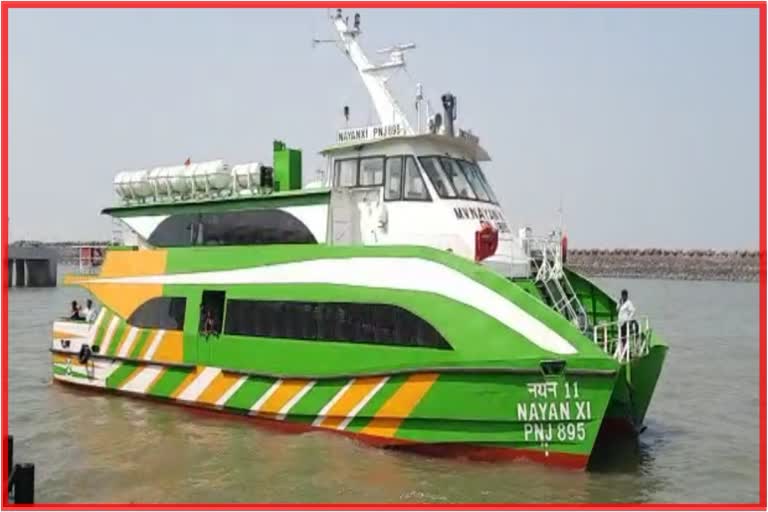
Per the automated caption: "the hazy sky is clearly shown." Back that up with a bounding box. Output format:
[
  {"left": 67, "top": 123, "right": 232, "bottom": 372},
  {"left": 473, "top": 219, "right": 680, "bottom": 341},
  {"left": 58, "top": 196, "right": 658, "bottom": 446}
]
[{"left": 8, "top": 7, "right": 760, "bottom": 248}]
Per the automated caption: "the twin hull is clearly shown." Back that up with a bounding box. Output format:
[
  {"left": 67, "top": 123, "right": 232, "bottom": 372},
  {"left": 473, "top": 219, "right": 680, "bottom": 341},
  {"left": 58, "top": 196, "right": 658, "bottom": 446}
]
[{"left": 52, "top": 245, "right": 622, "bottom": 468}]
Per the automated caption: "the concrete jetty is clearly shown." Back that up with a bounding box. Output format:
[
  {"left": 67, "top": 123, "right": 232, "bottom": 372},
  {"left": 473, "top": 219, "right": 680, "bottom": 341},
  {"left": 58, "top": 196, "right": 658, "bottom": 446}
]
[{"left": 7, "top": 244, "right": 58, "bottom": 287}]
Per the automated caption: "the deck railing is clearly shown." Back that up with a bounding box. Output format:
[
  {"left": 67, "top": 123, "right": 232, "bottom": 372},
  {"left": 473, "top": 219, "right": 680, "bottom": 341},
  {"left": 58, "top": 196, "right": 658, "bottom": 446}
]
[{"left": 592, "top": 316, "right": 651, "bottom": 363}]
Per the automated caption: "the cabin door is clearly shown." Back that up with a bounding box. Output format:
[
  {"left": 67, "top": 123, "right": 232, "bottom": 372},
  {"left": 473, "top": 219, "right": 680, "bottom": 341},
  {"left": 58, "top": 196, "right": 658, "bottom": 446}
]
[
  {"left": 328, "top": 188, "right": 362, "bottom": 244},
  {"left": 351, "top": 188, "right": 384, "bottom": 244},
  {"left": 197, "top": 290, "right": 226, "bottom": 365}
]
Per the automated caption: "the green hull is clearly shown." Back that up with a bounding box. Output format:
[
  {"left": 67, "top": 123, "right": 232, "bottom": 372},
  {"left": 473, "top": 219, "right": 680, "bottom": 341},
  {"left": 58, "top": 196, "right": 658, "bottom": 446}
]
[{"left": 53, "top": 244, "right": 629, "bottom": 468}]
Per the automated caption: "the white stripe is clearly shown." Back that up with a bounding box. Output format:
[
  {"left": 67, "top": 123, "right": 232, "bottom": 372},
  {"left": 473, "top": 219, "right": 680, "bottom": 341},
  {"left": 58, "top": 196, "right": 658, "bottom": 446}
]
[
  {"left": 87, "top": 257, "right": 577, "bottom": 354},
  {"left": 100, "top": 316, "right": 120, "bottom": 353},
  {"left": 337, "top": 377, "right": 389, "bottom": 431},
  {"left": 276, "top": 381, "right": 315, "bottom": 420},
  {"left": 177, "top": 367, "right": 221, "bottom": 402},
  {"left": 85, "top": 309, "right": 107, "bottom": 345},
  {"left": 117, "top": 327, "right": 139, "bottom": 358},
  {"left": 143, "top": 330, "right": 165, "bottom": 360},
  {"left": 120, "top": 365, "right": 163, "bottom": 393},
  {"left": 215, "top": 375, "right": 247, "bottom": 407},
  {"left": 250, "top": 379, "right": 283, "bottom": 413},
  {"left": 312, "top": 379, "right": 355, "bottom": 427}
]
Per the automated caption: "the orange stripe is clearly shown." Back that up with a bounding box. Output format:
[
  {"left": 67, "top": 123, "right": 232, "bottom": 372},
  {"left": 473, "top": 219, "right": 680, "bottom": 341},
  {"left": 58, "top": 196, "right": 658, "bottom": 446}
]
[
  {"left": 197, "top": 372, "right": 242, "bottom": 405},
  {"left": 318, "top": 376, "right": 387, "bottom": 429},
  {"left": 360, "top": 373, "right": 439, "bottom": 438},
  {"left": 170, "top": 367, "right": 202, "bottom": 399},
  {"left": 100, "top": 249, "right": 167, "bottom": 278},
  {"left": 52, "top": 330, "right": 85, "bottom": 339},
  {"left": 259, "top": 379, "right": 309, "bottom": 414},
  {"left": 52, "top": 354, "right": 72, "bottom": 364},
  {"left": 152, "top": 331, "right": 183, "bottom": 363}
]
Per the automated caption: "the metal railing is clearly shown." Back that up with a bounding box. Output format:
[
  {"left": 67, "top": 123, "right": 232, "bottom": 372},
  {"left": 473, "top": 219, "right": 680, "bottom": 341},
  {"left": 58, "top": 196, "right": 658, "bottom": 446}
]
[
  {"left": 592, "top": 316, "right": 651, "bottom": 363},
  {"left": 526, "top": 235, "right": 589, "bottom": 332}
]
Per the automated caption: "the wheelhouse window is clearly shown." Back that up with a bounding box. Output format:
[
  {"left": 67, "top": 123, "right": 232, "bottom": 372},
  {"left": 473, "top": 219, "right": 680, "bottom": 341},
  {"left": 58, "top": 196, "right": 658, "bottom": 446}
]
[
  {"left": 127, "top": 297, "right": 186, "bottom": 330},
  {"left": 420, "top": 156, "right": 498, "bottom": 204},
  {"left": 384, "top": 157, "right": 403, "bottom": 200},
  {"left": 333, "top": 159, "right": 358, "bottom": 187},
  {"left": 475, "top": 165, "right": 499, "bottom": 203},
  {"left": 403, "top": 156, "right": 429, "bottom": 200},
  {"left": 438, "top": 157, "right": 476, "bottom": 200},
  {"left": 457, "top": 160, "right": 491, "bottom": 202},
  {"left": 419, "top": 156, "right": 457, "bottom": 198},
  {"left": 223, "top": 299, "right": 452, "bottom": 350},
  {"left": 359, "top": 157, "right": 384, "bottom": 187}
]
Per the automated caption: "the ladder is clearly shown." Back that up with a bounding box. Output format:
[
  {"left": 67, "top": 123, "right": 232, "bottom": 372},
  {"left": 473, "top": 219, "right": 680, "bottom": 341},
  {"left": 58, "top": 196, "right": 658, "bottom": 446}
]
[{"left": 530, "top": 240, "right": 589, "bottom": 332}]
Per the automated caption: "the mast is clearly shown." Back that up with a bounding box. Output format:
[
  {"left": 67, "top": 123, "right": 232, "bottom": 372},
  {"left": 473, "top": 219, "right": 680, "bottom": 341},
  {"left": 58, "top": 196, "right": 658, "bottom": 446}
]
[{"left": 328, "top": 10, "right": 415, "bottom": 135}]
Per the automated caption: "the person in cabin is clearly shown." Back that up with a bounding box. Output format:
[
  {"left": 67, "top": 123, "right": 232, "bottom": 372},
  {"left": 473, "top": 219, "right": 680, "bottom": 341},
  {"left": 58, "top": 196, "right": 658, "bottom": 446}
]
[
  {"left": 69, "top": 300, "right": 84, "bottom": 321},
  {"left": 82, "top": 299, "right": 98, "bottom": 323},
  {"left": 617, "top": 289, "right": 636, "bottom": 346}
]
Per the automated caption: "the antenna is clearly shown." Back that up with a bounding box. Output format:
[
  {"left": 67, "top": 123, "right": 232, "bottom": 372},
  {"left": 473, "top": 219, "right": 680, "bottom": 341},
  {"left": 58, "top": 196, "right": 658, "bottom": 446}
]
[{"left": 318, "top": 9, "right": 414, "bottom": 133}]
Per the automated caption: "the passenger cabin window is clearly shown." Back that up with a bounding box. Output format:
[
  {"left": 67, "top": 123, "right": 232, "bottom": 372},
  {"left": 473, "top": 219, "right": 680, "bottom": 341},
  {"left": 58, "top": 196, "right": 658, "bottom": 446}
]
[
  {"left": 223, "top": 299, "right": 452, "bottom": 350},
  {"left": 148, "top": 210, "right": 317, "bottom": 248},
  {"left": 127, "top": 297, "right": 186, "bottom": 330},
  {"left": 403, "top": 156, "right": 429, "bottom": 200},
  {"left": 359, "top": 157, "right": 384, "bottom": 187},
  {"left": 199, "top": 290, "right": 226, "bottom": 337}
]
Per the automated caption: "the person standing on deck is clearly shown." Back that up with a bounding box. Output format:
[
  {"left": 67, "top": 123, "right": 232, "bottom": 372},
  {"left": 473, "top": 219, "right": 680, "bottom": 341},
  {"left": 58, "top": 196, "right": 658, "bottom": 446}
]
[{"left": 617, "top": 289, "right": 636, "bottom": 355}]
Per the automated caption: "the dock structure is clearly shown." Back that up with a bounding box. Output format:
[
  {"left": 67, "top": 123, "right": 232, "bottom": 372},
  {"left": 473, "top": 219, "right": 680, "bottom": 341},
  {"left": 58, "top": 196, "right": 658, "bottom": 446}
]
[{"left": 7, "top": 245, "right": 58, "bottom": 287}]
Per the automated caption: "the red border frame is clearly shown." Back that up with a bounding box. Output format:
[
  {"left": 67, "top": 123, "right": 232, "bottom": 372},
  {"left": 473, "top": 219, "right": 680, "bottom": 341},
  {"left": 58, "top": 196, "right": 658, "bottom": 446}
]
[{"left": 1, "top": 1, "right": 765, "bottom": 509}]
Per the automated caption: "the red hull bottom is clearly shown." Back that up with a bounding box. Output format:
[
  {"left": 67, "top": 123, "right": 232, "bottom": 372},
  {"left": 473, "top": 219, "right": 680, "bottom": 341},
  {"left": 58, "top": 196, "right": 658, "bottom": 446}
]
[{"left": 54, "top": 379, "right": 589, "bottom": 470}]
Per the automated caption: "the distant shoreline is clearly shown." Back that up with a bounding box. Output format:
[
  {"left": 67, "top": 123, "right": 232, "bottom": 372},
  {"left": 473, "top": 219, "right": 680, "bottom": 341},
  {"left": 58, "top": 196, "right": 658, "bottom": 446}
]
[
  {"left": 566, "top": 248, "right": 760, "bottom": 283},
  {"left": 11, "top": 241, "right": 761, "bottom": 283}
]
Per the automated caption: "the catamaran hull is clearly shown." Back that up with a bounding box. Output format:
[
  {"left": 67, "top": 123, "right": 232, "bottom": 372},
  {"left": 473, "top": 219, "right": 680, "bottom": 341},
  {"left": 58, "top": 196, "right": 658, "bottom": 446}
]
[
  {"left": 602, "top": 343, "right": 667, "bottom": 435},
  {"left": 51, "top": 353, "right": 615, "bottom": 469}
]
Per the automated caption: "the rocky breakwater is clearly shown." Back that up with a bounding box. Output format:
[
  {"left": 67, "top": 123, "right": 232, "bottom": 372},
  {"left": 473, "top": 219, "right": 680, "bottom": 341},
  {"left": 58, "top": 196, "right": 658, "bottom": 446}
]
[{"left": 566, "top": 249, "right": 761, "bottom": 282}]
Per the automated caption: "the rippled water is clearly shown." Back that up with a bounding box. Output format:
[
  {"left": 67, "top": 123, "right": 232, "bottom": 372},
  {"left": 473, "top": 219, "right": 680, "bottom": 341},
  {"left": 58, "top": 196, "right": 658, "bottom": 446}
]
[{"left": 7, "top": 276, "right": 760, "bottom": 503}]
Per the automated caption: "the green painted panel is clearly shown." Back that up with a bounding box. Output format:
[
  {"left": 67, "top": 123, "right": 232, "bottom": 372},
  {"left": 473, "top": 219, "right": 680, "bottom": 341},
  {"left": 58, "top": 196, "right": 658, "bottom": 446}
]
[
  {"left": 288, "top": 379, "right": 347, "bottom": 420},
  {"left": 92, "top": 311, "right": 112, "bottom": 349},
  {"left": 147, "top": 367, "right": 192, "bottom": 398},
  {"left": 105, "top": 362, "right": 140, "bottom": 389},
  {"left": 224, "top": 376, "right": 275, "bottom": 410},
  {"left": 52, "top": 364, "right": 90, "bottom": 379},
  {"left": 106, "top": 320, "right": 127, "bottom": 357},
  {"left": 129, "top": 329, "right": 152, "bottom": 358}
]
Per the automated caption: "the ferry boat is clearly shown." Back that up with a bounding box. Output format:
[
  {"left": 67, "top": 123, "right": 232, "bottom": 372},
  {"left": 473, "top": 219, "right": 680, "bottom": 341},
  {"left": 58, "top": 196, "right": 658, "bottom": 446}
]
[{"left": 50, "top": 11, "right": 666, "bottom": 469}]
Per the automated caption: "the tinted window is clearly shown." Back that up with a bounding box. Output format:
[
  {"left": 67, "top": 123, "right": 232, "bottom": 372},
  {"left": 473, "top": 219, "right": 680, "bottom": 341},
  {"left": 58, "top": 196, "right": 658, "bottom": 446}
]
[
  {"left": 475, "top": 166, "right": 499, "bottom": 203},
  {"left": 128, "top": 297, "right": 186, "bottom": 330},
  {"left": 148, "top": 210, "right": 317, "bottom": 247},
  {"left": 384, "top": 157, "right": 403, "bottom": 200},
  {"left": 419, "top": 157, "right": 457, "bottom": 198},
  {"left": 457, "top": 160, "right": 491, "bottom": 202},
  {"left": 359, "top": 157, "right": 384, "bottom": 186},
  {"left": 403, "top": 156, "right": 430, "bottom": 201},
  {"left": 439, "top": 157, "right": 476, "bottom": 199},
  {"left": 334, "top": 159, "right": 357, "bottom": 187},
  {"left": 224, "top": 300, "right": 451, "bottom": 350}
]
